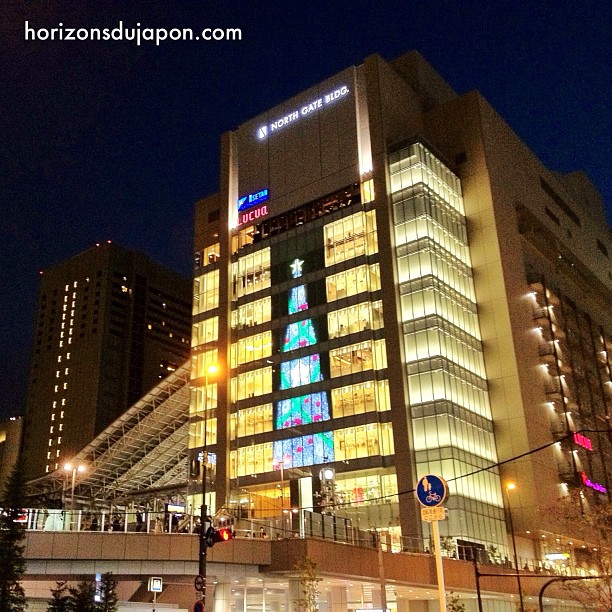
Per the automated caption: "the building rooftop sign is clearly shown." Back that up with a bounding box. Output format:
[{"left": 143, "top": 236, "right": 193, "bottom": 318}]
[
  {"left": 257, "top": 85, "right": 350, "bottom": 139},
  {"left": 237, "top": 188, "right": 269, "bottom": 211}
]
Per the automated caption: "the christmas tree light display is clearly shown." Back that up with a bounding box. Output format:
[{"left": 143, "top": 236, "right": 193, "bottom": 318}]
[{"left": 273, "top": 258, "right": 334, "bottom": 468}]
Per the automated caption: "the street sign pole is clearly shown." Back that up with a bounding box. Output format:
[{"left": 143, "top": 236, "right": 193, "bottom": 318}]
[
  {"left": 430, "top": 517, "right": 447, "bottom": 611},
  {"left": 416, "top": 475, "right": 449, "bottom": 612}
]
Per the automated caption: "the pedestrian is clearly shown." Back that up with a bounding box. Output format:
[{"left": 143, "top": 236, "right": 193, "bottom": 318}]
[{"left": 154, "top": 517, "right": 164, "bottom": 534}]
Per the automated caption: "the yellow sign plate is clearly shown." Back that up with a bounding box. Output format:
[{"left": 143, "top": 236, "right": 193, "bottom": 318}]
[{"left": 421, "top": 506, "right": 446, "bottom": 522}]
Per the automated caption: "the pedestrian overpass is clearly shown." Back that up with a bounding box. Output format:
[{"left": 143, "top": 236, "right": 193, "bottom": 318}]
[
  {"left": 21, "top": 528, "right": 570, "bottom": 611},
  {"left": 19, "top": 363, "right": 577, "bottom": 610}
]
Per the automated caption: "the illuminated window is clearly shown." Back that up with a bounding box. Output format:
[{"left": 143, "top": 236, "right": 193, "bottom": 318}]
[
  {"left": 231, "top": 226, "right": 256, "bottom": 254},
  {"left": 362, "top": 179, "right": 375, "bottom": 204},
  {"left": 333, "top": 422, "right": 394, "bottom": 461},
  {"left": 231, "top": 367, "right": 273, "bottom": 401},
  {"left": 193, "top": 270, "right": 220, "bottom": 315},
  {"left": 189, "top": 416, "right": 217, "bottom": 449},
  {"left": 330, "top": 379, "right": 390, "bottom": 416},
  {"left": 389, "top": 143, "right": 463, "bottom": 213},
  {"left": 325, "top": 263, "right": 380, "bottom": 302},
  {"left": 329, "top": 339, "right": 387, "bottom": 378},
  {"left": 192, "top": 316, "right": 219, "bottom": 348},
  {"left": 191, "top": 349, "right": 219, "bottom": 380},
  {"left": 230, "top": 404, "right": 273, "bottom": 439},
  {"left": 203, "top": 243, "right": 220, "bottom": 266},
  {"left": 335, "top": 472, "right": 398, "bottom": 506},
  {"left": 191, "top": 383, "right": 218, "bottom": 415},
  {"left": 327, "top": 300, "right": 383, "bottom": 338},
  {"left": 231, "top": 296, "right": 272, "bottom": 330},
  {"left": 230, "top": 331, "right": 272, "bottom": 367},
  {"left": 324, "top": 210, "right": 378, "bottom": 266},
  {"left": 231, "top": 248, "right": 271, "bottom": 298},
  {"left": 231, "top": 441, "right": 274, "bottom": 477}
]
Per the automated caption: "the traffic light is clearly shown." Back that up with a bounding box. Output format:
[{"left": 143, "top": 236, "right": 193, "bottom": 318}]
[
  {"left": 205, "top": 526, "right": 232, "bottom": 547},
  {"left": 215, "top": 527, "right": 232, "bottom": 543}
]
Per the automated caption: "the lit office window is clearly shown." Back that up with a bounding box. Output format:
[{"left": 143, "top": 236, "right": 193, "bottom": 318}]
[
  {"left": 232, "top": 248, "right": 271, "bottom": 300},
  {"left": 230, "top": 404, "right": 273, "bottom": 439},
  {"left": 191, "top": 383, "right": 218, "bottom": 415},
  {"left": 330, "top": 380, "right": 390, "bottom": 417},
  {"left": 191, "top": 316, "right": 219, "bottom": 348},
  {"left": 324, "top": 211, "right": 378, "bottom": 266},
  {"left": 191, "top": 349, "right": 219, "bottom": 381},
  {"left": 189, "top": 416, "right": 217, "bottom": 450},
  {"left": 231, "top": 296, "right": 271, "bottom": 330},
  {"left": 196, "top": 243, "right": 220, "bottom": 267},
  {"left": 230, "top": 331, "right": 272, "bottom": 367},
  {"left": 325, "top": 264, "right": 380, "bottom": 302},
  {"left": 231, "top": 226, "right": 256, "bottom": 254},
  {"left": 193, "top": 270, "right": 220, "bottom": 315},
  {"left": 327, "top": 301, "right": 383, "bottom": 338},
  {"left": 329, "top": 339, "right": 387, "bottom": 378},
  {"left": 231, "top": 442, "right": 274, "bottom": 478},
  {"left": 333, "top": 422, "right": 394, "bottom": 461},
  {"left": 230, "top": 367, "right": 273, "bottom": 401},
  {"left": 362, "top": 178, "right": 375, "bottom": 204}
]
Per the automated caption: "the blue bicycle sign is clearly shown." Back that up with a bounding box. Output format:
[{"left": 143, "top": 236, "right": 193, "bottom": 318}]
[{"left": 416, "top": 474, "right": 448, "bottom": 507}]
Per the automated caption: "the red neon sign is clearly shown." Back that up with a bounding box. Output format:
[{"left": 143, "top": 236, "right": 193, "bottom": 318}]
[
  {"left": 237, "top": 204, "right": 269, "bottom": 227},
  {"left": 573, "top": 432, "right": 593, "bottom": 451}
]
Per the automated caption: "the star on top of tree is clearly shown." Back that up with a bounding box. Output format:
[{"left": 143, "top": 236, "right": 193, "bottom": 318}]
[{"left": 290, "top": 258, "right": 304, "bottom": 278}]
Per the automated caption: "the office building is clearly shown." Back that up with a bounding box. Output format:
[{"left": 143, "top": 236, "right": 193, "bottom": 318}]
[
  {"left": 189, "top": 50, "right": 611, "bottom": 563},
  {"left": 22, "top": 242, "right": 192, "bottom": 479}
]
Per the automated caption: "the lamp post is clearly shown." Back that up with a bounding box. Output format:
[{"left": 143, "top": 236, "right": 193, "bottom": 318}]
[
  {"left": 199, "top": 363, "right": 218, "bottom": 603},
  {"left": 505, "top": 482, "right": 525, "bottom": 612},
  {"left": 63, "top": 463, "right": 86, "bottom": 512}
]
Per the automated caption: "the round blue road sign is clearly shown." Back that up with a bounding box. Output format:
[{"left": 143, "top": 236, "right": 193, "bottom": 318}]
[
  {"left": 193, "top": 600, "right": 205, "bottom": 612},
  {"left": 416, "top": 474, "right": 448, "bottom": 507}
]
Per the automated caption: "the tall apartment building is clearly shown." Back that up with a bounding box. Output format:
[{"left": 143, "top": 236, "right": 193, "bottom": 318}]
[
  {"left": 23, "top": 242, "right": 192, "bottom": 479},
  {"left": 189, "top": 51, "right": 612, "bottom": 561}
]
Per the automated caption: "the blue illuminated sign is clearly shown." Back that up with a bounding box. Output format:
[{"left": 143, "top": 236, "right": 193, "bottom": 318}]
[
  {"left": 237, "top": 188, "right": 269, "bottom": 211},
  {"left": 416, "top": 474, "right": 448, "bottom": 507}
]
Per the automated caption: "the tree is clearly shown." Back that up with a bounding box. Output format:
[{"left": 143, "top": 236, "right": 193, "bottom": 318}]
[
  {"left": 295, "top": 557, "right": 320, "bottom": 612},
  {"left": 546, "top": 489, "right": 612, "bottom": 611},
  {"left": 67, "top": 580, "right": 97, "bottom": 612},
  {"left": 446, "top": 592, "right": 465, "bottom": 611},
  {"left": 47, "top": 581, "right": 70, "bottom": 612},
  {"left": 97, "top": 573, "right": 118, "bottom": 612},
  {"left": 0, "top": 462, "right": 28, "bottom": 611}
]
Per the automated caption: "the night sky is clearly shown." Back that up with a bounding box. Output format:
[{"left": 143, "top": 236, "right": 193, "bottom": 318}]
[{"left": 1, "top": 2, "right": 610, "bottom": 422}]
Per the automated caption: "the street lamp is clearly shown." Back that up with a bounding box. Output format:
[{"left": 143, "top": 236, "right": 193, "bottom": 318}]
[
  {"left": 199, "top": 363, "right": 218, "bottom": 603},
  {"left": 63, "top": 463, "right": 86, "bottom": 514},
  {"left": 505, "top": 482, "right": 525, "bottom": 612}
]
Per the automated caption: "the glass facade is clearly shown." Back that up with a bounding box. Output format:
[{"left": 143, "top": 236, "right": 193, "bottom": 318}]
[
  {"left": 189, "top": 145, "right": 506, "bottom": 550},
  {"left": 221, "top": 183, "right": 398, "bottom": 529},
  {"left": 389, "top": 142, "right": 506, "bottom": 550}
]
